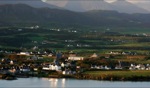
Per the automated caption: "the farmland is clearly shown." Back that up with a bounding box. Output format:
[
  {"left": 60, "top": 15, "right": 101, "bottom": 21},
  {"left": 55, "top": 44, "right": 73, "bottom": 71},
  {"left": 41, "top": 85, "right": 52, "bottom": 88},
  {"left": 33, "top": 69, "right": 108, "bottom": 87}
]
[
  {"left": 79, "top": 70, "right": 150, "bottom": 81},
  {"left": 0, "top": 27, "right": 150, "bottom": 51}
]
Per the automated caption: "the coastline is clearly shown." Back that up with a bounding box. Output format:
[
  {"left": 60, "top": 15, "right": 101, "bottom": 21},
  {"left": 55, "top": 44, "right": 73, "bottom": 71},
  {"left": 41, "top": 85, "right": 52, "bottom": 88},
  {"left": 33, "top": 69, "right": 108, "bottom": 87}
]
[
  {"left": 1, "top": 70, "right": 150, "bottom": 81},
  {"left": 74, "top": 74, "right": 150, "bottom": 81},
  {"left": 0, "top": 74, "right": 17, "bottom": 80},
  {"left": 77, "top": 70, "right": 150, "bottom": 81}
]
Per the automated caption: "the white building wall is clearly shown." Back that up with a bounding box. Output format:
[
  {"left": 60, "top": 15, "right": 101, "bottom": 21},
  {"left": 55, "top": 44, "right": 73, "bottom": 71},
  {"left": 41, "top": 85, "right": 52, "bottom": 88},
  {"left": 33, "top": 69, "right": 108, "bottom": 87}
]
[{"left": 68, "top": 57, "right": 84, "bottom": 61}]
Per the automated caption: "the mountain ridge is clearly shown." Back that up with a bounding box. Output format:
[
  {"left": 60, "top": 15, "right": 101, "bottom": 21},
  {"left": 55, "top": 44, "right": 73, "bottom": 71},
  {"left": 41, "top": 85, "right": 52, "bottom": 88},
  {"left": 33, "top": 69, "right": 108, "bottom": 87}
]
[
  {"left": 0, "top": 4, "right": 150, "bottom": 27},
  {"left": 47, "top": 0, "right": 150, "bottom": 13},
  {"left": 0, "top": 0, "right": 150, "bottom": 13},
  {"left": 0, "top": 0, "right": 62, "bottom": 9},
  {"left": 111, "top": 1, "right": 149, "bottom": 13}
]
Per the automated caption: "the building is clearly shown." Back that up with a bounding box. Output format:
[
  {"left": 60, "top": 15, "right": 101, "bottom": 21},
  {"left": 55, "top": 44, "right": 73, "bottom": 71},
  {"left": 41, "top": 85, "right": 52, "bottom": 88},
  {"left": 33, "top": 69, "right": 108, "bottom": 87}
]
[
  {"left": 42, "top": 64, "right": 61, "bottom": 71},
  {"left": 19, "top": 52, "right": 30, "bottom": 55},
  {"left": 90, "top": 53, "right": 98, "bottom": 58},
  {"left": 68, "top": 56, "right": 84, "bottom": 61}
]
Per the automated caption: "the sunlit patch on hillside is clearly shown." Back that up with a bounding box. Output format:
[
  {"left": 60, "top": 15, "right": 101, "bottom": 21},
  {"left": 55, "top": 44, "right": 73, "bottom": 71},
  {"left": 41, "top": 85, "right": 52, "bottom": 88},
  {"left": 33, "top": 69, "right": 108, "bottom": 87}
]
[
  {"left": 41, "top": 0, "right": 47, "bottom": 2},
  {"left": 104, "top": 0, "right": 117, "bottom": 3}
]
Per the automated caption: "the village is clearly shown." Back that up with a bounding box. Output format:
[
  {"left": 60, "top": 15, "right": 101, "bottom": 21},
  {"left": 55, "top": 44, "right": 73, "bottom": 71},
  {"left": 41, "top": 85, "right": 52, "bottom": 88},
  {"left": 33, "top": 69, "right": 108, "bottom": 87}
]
[{"left": 0, "top": 48, "right": 150, "bottom": 79}]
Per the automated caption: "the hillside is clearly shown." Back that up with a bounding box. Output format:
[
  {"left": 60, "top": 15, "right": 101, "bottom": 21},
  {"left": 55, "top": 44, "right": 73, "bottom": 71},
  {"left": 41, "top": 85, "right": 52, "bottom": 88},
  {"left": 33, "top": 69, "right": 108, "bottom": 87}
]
[
  {"left": 63, "top": 0, "right": 149, "bottom": 13},
  {"left": 0, "top": 0, "right": 61, "bottom": 9},
  {"left": 1, "top": 0, "right": 150, "bottom": 14},
  {"left": 63, "top": 1, "right": 114, "bottom": 12},
  {"left": 111, "top": 0, "right": 149, "bottom": 13},
  {"left": 0, "top": 4, "right": 150, "bottom": 28}
]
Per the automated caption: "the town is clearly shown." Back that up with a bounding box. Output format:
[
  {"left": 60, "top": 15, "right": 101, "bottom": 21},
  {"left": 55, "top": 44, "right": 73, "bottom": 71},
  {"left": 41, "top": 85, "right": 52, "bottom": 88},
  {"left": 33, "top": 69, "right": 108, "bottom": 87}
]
[
  {"left": 1, "top": 47, "right": 150, "bottom": 80},
  {"left": 0, "top": 27, "right": 150, "bottom": 80}
]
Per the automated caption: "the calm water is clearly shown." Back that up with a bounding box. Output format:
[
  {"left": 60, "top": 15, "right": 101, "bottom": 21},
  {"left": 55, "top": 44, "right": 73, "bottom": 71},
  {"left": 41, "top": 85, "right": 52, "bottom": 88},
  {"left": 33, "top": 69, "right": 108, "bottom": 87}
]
[{"left": 0, "top": 77, "right": 150, "bottom": 88}]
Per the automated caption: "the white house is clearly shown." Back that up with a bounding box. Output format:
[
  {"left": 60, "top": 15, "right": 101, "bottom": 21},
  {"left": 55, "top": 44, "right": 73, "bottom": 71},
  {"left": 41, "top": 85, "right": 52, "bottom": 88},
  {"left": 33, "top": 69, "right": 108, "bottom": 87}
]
[
  {"left": 19, "top": 52, "right": 30, "bottom": 55},
  {"left": 91, "top": 53, "right": 98, "bottom": 58},
  {"left": 10, "top": 60, "right": 14, "bottom": 65},
  {"left": 68, "top": 56, "right": 84, "bottom": 61},
  {"left": 61, "top": 63, "right": 65, "bottom": 67},
  {"left": 20, "top": 68, "right": 30, "bottom": 72},
  {"left": 42, "top": 64, "right": 61, "bottom": 71}
]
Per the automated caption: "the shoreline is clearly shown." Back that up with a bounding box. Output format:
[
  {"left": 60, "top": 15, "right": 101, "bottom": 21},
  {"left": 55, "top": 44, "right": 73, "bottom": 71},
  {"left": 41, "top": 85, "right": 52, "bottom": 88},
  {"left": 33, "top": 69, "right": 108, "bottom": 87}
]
[
  {"left": 1, "top": 71, "right": 150, "bottom": 81},
  {"left": 0, "top": 74, "right": 17, "bottom": 80},
  {"left": 74, "top": 74, "right": 150, "bottom": 81}
]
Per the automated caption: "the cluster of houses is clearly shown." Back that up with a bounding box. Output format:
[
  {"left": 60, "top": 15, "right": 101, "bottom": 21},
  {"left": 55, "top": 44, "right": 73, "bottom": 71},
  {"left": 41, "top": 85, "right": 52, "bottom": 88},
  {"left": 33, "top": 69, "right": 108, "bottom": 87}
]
[
  {"left": 90, "top": 64, "right": 150, "bottom": 70},
  {"left": 108, "top": 51, "right": 137, "bottom": 55},
  {"left": 90, "top": 63, "right": 150, "bottom": 70},
  {"left": 42, "top": 62, "right": 76, "bottom": 75},
  {"left": 0, "top": 50, "right": 85, "bottom": 75},
  {"left": 91, "top": 65, "right": 111, "bottom": 70},
  {"left": 1, "top": 50, "right": 150, "bottom": 76},
  {"left": 129, "top": 64, "right": 150, "bottom": 70},
  {"left": 42, "top": 51, "right": 84, "bottom": 74}
]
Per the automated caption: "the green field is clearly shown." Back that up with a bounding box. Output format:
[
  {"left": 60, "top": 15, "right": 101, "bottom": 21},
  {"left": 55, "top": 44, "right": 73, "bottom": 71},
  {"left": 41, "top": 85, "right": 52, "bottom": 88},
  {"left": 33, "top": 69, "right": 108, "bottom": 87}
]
[
  {"left": 84, "top": 70, "right": 150, "bottom": 77},
  {"left": 0, "top": 27, "right": 150, "bottom": 55},
  {"left": 80, "top": 70, "right": 150, "bottom": 81}
]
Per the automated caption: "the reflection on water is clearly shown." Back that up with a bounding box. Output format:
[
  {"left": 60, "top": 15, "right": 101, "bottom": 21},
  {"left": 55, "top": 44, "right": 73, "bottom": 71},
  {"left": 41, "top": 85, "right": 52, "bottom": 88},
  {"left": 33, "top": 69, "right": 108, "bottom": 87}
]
[
  {"left": 0, "top": 78, "right": 150, "bottom": 88},
  {"left": 49, "top": 78, "right": 58, "bottom": 88},
  {"left": 41, "top": 78, "right": 150, "bottom": 88},
  {"left": 62, "top": 78, "right": 66, "bottom": 88},
  {"left": 48, "top": 78, "right": 65, "bottom": 88}
]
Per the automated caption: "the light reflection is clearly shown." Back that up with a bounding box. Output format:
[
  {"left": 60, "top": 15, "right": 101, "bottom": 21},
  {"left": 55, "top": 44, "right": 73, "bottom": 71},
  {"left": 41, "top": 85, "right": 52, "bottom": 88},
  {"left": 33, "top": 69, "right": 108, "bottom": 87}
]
[
  {"left": 41, "top": 78, "right": 48, "bottom": 80},
  {"left": 62, "top": 78, "right": 66, "bottom": 88},
  {"left": 47, "top": 78, "right": 66, "bottom": 88},
  {"left": 49, "top": 78, "right": 58, "bottom": 88}
]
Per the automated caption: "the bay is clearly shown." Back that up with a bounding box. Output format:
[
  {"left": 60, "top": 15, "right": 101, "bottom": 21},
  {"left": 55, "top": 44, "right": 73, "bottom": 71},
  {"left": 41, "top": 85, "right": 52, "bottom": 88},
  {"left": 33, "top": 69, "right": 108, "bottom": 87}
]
[{"left": 0, "top": 77, "right": 150, "bottom": 88}]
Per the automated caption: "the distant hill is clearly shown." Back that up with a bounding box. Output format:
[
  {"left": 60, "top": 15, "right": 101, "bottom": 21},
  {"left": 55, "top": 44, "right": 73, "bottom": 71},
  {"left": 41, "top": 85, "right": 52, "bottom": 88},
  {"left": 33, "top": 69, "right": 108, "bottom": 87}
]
[
  {"left": 0, "top": 0, "right": 61, "bottom": 9},
  {"left": 111, "top": 1, "right": 149, "bottom": 13},
  {"left": 47, "top": 0, "right": 149, "bottom": 14},
  {"left": 127, "top": 1, "right": 150, "bottom": 12},
  {"left": 0, "top": 4, "right": 150, "bottom": 27},
  {"left": 0, "top": 0, "right": 149, "bottom": 14},
  {"left": 63, "top": 1, "right": 114, "bottom": 12}
]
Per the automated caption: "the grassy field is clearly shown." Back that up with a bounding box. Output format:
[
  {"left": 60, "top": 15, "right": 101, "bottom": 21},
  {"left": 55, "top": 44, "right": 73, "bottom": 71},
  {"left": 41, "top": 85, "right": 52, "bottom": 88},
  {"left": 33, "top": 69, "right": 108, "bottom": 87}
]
[
  {"left": 109, "top": 27, "right": 150, "bottom": 34},
  {"left": 84, "top": 70, "right": 150, "bottom": 77},
  {"left": 80, "top": 70, "right": 150, "bottom": 81},
  {"left": 0, "top": 27, "right": 150, "bottom": 55}
]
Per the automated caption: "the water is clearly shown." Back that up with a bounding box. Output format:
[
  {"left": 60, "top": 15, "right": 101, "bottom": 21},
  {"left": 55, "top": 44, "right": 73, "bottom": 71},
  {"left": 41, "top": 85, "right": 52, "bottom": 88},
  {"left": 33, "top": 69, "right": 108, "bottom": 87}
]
[{"left": 0, "top": 77, "right": 150, "bottom": 88}]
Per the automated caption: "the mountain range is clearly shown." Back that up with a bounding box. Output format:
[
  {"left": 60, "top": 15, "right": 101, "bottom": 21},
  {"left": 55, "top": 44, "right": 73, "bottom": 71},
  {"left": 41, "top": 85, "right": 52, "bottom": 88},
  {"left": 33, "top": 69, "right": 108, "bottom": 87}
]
[
  {"left": 0, "top": 0, "right": 150, "bottom": 13},
  {"left": 0, "top": 0, "right": 61, "bottom": 9},
  {"left": 60, "top": 0, "right": 149, "bottom": 13},
  {"left": 0, "top": 4, "right": 150, "bottom": 28}
]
